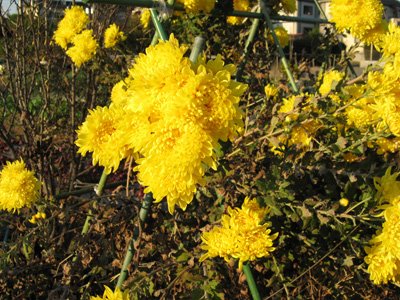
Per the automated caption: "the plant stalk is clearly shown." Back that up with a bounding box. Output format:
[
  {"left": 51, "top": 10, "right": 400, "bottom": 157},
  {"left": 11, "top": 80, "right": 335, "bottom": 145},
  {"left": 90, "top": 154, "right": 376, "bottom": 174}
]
[
  {"left": 243, "top": 263, "right": 261, "bottom": 300},
  {"left": 116, "top": 192, "right": 153, "bottom": 289}
]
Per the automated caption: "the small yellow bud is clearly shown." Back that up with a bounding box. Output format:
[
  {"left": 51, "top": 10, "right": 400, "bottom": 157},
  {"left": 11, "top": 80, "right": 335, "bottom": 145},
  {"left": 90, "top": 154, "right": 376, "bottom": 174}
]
[{"left": 339, "top": 198, "right": 349, "bottom": 207}]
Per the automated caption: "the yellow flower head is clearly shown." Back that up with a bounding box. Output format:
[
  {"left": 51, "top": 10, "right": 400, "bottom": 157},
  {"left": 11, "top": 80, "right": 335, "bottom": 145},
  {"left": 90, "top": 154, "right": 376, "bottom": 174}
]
[
  {"left": 53, "top": 6, "right": 90, "bottom": 50},
  {"left": 280, "top": 0, "right": 297, "bottom": 14},
  {"left": 200, "top": 197, "right": 278, "bottom": 270},
  {"left": 176, "top": 0, "right": 216, "bottom": 14},
  {"left": 227, "top": 0, "right": 250, "bottom": 25},
  {"left": 135, "top": 120, "right": 216, "bottom": 214},
  {"left": 374, "top": 167, "right": 400, "bottom": 205},
  {"left": 364, "top": 244, "right": 400, "bottom": 284},
  {"left": 0, "top": 159, "right": 42, "bottom": 213},
  {"left": 29, "top": 212, "right": 46, "bottom": 224},
  {"left": 381, "top": 22, "right": 400, "bottom": 56},
  {"left": 344, "top": 85, "right": 375, "bottom": 128},
  {"left": 75, "top": 105, "right": 131, "bottom": 174},
  {"left": 66, "top": 29, "right": 98, "bottom": 67},
  {"left": 90, "top": 286, "right": 129, "bottom": 300},
  {"left": 318, "top": 70, "right": 345, "bottom": 96},
  {"left": 329, "top": 0, "right": 384, "bottom": 40},
  {"left": 264, "top": 83, "right": 280, "bottom": 98},
  {"left": 268, "top": 26, "right": 290, "bottom": 48},
  {"left": 140, "top": 8, "right": 151, "bottom": 29},
  {"left": 104, "top": 24, "right": 127, "bottom": 48},
  {"left": 361, "top": 19, "right": 388, "bottom": 46}
]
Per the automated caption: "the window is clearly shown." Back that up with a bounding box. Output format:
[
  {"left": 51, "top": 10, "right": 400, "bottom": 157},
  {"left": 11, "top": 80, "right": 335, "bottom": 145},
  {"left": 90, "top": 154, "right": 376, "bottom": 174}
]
[{"left": 303, "top": 4, "right": 314, "bottom": 17}]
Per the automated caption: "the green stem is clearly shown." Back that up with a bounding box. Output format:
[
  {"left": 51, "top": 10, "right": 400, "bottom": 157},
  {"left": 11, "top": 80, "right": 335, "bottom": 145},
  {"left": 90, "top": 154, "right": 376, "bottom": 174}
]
[
  {"left": 243, "top": 263, "right": 261, "bottom": 300},
  {"left": 81, "top": 170, "right": 108, "bottom": 235},
  {"left": 116, "top": 193, "right": 153, "bottom": 289},
  {"left": 151, "top": 31, "right": 160, "bottom": 46},
  {"left": 150, "top": 9, "right": 168, "bottom": 42},
  {"left": 236, "top": 6, "right": 260, "bottom": 82},
  {"left": 259, "top": 1, "right": 299, "bottom": 94},
  {"left": 189, "top": 36, "right": 206, "bottom": 63},
  {"left": 53, "top": 180, "right": 124, "bottom": 200}
]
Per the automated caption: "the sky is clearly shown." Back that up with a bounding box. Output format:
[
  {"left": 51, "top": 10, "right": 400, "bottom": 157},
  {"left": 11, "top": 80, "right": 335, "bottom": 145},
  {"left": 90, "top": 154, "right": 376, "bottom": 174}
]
[{"left": 2, "top": 0, "right": 18, "bottom": 15}]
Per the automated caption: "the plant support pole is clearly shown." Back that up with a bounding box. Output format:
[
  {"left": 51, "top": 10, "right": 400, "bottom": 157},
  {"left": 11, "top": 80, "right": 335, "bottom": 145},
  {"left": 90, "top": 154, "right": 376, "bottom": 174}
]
[
  {"left": 236, "top": 6, "right": 261, "bottom": 82},
  {"left": 260, "top": 0, "right": 299, "bottom": 94}
]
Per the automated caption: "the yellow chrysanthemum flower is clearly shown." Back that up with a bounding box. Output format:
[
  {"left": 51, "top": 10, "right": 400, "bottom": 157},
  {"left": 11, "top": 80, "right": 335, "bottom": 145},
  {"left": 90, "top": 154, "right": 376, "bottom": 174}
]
[
  {"left": 140, "top": 8, "right": 151, "bottom": 29},
  {"left": 318, "top": 70, "right": 345, "bottom": 96},
  {"left": 268, "top": 26, "right": 290, "bottom": 48},
  {"left": 280, "top": 0, "right": 297, "bottom": 14},
  {"left": 361, "top": 19, "right": 388, "bottom": 46},
  {"left": 90, "top": 286, "right": 129, "bottom": 300},
  {"left": 227, "top": 0, "right": 250, "bottom": 25},
  {"left": 364, "top": 244, "right": 400, "bottom": 284},
  {"left": 66, "top": 29, "right": 98, "bottom": 67},
  {"left": 75, "top": 105, "right": 131, "bottom": 174},
  {"left": 29, "top": 212, "right": 46, "bottom": 224},
  {"left": 374, "top": 167, "right": 400, "bottom": 205},
  {"left": 176, "top": 0, "right": 216, "bottom": 14},
  {"left": 0, "top": 159, "right": 42, "bottom": 213},
  {"left": 381, "top": 22, "right": 400, "bottom": 56},
  {"left": 264, "top": 83, "right": 280, "bottom": 98},
  {"left": 53, "top": 6, "right": 90, "bottom": 50},
  {"left": 329, "top": 0, "right": 383, "bottom": 40},
  {"left": 135, "top": 120, "right": 216, "bottom": 214},
  {"left": 344, "top": 85, "right": 375, "bottom": 128},
  {"left": 104, "top": 24, "right": 127, "bottom": 48},
  {"left": 200, "top": 197, "right": 278, "bottom": 270}
]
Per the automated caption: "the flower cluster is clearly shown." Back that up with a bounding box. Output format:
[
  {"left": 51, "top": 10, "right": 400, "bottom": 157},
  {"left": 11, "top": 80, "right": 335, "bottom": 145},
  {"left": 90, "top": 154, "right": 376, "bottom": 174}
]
[
  {"left": 0, "top": 159, "right": 42, "bottom": 213},
  {"left": 76, "top": 34, "right": 246, "bottom": 214},
  {"left": 329, "top": 0, "right": 385, "bottom": 45},
  {"left": 90, "top": 286, "right": 129, "bottom": 300},
  {"left": 104, "top": 24, "right": 127, "bottom": 48},
  {"left": 268, "top": 26, "right": 290, "bottom": 48},
  {"left": 199, "top": 197, "right": 278, "bottom": 270},
  {"left": 53, "top": 6, "right": 98, "bottom": 67},
  {"left": 364, "top": 167, "right": 400, "bottom": 284}
]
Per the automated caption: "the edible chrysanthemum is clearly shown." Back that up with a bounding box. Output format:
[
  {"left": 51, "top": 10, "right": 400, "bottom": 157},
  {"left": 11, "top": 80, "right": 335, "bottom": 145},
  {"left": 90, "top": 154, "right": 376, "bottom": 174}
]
[
  {"left": 104, "top": 24, "right": 127, "bottom": 48},
  {"left": 66, "top": 29, "right": 98, "bottom": 67},
  {"left": 0, "top": 159, "right": 42, "bottom": 213},
  {"left": 53, "top": 6, "right": 90, "bottom": 50},
  {"left": 200, "top": 197, "right": 278, "bottom": 270},
  {"left": 76, "top": 34, "right": 247, "bottom": 214},
  {"left": 90, "top": 286, "right": 129, "bottom": 300}
]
